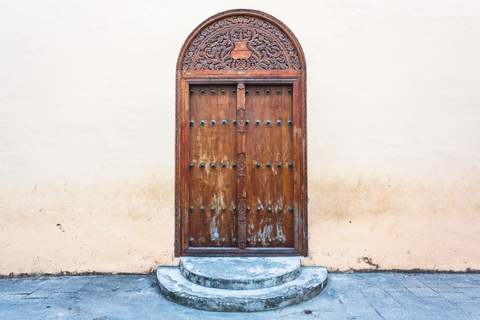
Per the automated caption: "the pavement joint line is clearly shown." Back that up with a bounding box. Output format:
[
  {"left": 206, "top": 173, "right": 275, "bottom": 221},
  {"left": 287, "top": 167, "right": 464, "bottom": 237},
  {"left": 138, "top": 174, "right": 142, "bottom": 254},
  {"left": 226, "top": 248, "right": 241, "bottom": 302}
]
[{"left": 359, "top": 289, "right": 386, "bottom": 320}]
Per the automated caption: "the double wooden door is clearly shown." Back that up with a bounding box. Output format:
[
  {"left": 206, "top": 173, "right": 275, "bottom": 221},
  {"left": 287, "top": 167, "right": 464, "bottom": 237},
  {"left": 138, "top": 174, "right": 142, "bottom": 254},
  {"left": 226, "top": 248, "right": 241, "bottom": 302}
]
[{"left": 186, "top": 82, "right": 295, "bottom": 252}]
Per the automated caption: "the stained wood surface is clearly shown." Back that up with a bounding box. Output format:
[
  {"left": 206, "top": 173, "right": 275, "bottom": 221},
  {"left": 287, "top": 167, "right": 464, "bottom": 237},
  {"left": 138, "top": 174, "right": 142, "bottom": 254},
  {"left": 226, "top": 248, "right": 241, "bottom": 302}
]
[
  {"left": 244, "top": 85, "right": 294, "bottom": 248},
  {"left": 188, "top": 85, "right": 238, "bottom": 247}
]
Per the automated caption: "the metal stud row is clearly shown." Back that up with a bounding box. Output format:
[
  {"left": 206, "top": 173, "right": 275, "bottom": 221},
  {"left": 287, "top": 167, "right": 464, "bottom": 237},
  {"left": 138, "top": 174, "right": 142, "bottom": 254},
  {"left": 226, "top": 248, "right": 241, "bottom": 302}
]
[
  {"left": 190, "top": 89, "right": 237, "bottom": 95},
  {"left": 189, "top": 237, "right": 286, "bottom": 244},
  {"left": 189, "top": 120, "right": 292, "bottom": 126},
  {"left": 244, "top": 89, "right": 292, "bottom": 94},
  {"left": 255, "top": 162, "right": 293, "bottom": 168},
  {"left": 189, "top": 162, "right": 237, "bottom": 169},
  {"left": 189, "top": 205, "right": 294, "bottom": 213},
  {"left": 189, "top": 89, "right": 291, "bottom": 95},
  {"left": 189, "top": 205, "right": 237, "bottom": 212}
]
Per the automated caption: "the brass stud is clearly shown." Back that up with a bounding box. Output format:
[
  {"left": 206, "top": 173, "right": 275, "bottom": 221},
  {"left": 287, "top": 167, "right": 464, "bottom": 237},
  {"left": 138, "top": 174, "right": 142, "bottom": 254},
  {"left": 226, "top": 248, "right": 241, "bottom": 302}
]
[
  {"left": 266, "top": 120, "right": 271, "bottom": 125},
  {"left": 267, "top": 207, "right": 272, "bottom": 212},
  {"left": 288, "top": 206, "right": 294, "bottom": 212},
  {"left": 232, "top": 89, "right": 236, "bottom": 94},
  {"left": 189, "top": 163, "right": 194, "bottom": 168},
  {"left": 265, "top": 89, "right": 271, "bottom": 94},
  {"left": 247, "top": 238, "right": 251, "bottom": 243},
  {"left": 199, "top": 162, "right": 205, "bottom": 169},
  {"left": 211, "top": 89, "right": 216, "bottom": 94},
  {"left": 288, "top": 162, "right": 293, "bottom": 168},
  {"left": 257, "top": 238, "right": 262, "bottom": 243},
  {"left": 199, "top": 237, "right": 206, "bottom": 243},
  {"left": 232, "top": 120, "right": 237, "bottom": 125},
  {"left": 211, "top": 206, "right": 216, "bottom": 211},
  {"left": 190, "top": 90, "right": 194, "bottom": 94},
  {"left": 189, "top": 237, "right": 194, "bottom": 243},
  {"left": 246, "top": 120, "right": 250, "bottom": 125},
  {"left": 221, "top": 206, "right": 226, "bottom": 211},
  {"left": 232, "top": 238, "right": 237, "bottom": 243},
  {"left": 276, "top": 120, "right": 282, "bottom": 126},
  {"left": 266, "top": 162, "right": 272, "bottom": 168},
  {"left": 255, "top": 90, "right": 260, "bottom": 94},
  {"left": 277, "top": 162, "right": 283, "bottom": 168},
  {"left": 221, "top": 120, "right": 227, "bottom": 125},
  {"left": 256, "top": 206, "right": 261, "bottom": 212},
  {"left": 267, "top": 238, "right": 272, "bottom": 243},
  {"left": 277, "top": 207, "right": 283, "bottom": 213},
  {"left": 200, "top": 90, "right": 205, "bottom": 94},
  {"left": 246, "top": 90, "right": 250, "bottom": 94},
  {"left": 221, "top": 89, "right": 226, "bottom": 94},
  {"left": 232, "top": 206, "right": 237, "bottom": 211},
  {"left": 211, "top": 163, "right": 216, "bottom": 169},
  {"left": 231, "top": 162, "right": 237, "bottom": 168},
  {"left": 287, "top": 120, "right": 293, "bottom": 125},
  {"left": 221, "top": 162, "right": 227, "bottom": 168},
  {"left": 276, "top": 89, "right": 282, "bottom": 94},
  {"left": 278, "top": 238, "right": 284, "bottom": 243},
  {"left": 189, "top": 206, "right": 194, "bottom": 211},
  {"left": 200, "top": 206, "right": 205, "bottom": 212},
  {"left": 200, "top": 120, "right": 206, "bottom": 126},
  {"left": 255, "top": 120, "right": 261, "bottom": 125},
  {"left": 222, "top": 238, "right": 226, "bottom": 243},
  {"left": 256, "top": 162, "right": 261, "bottom": 168},
  {"left": 246, "top": 206, "right": 251, "bottom": 212},
  {"left": 189, "top": 120, "right": 195, "bottom": 126},
  {"left": 287, "top": 89, "right": 292, "bottom": 94},
  {"left": 211, "top": 237, "right": 216, "bottom": 243},
  {"left": 211, "top": 120, "right": 216, "bottom": 126}
]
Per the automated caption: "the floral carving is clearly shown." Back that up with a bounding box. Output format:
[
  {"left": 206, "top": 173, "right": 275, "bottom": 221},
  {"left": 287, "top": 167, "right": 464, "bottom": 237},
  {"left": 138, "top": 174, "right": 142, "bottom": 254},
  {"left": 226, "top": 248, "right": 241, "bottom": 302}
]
[
  {"left": 237, "top": 153, "right": 246, "bottom": 178},
  {"left": 182, "top": 16, "right": 301, "bottom": 70}
]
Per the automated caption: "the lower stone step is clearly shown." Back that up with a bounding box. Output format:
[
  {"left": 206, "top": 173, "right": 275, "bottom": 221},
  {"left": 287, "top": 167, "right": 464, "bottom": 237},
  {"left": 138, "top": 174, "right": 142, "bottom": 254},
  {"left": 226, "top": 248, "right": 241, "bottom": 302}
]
[{"left": 156, "top": 266, "right": 328, "bottom": 312}]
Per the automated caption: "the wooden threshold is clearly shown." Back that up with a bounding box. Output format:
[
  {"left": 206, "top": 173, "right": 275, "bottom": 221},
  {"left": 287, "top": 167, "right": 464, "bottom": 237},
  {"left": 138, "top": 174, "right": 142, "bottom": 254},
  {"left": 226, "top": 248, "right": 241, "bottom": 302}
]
[{"left": 183, "top": 247, "right": 301, "bottom": 257}]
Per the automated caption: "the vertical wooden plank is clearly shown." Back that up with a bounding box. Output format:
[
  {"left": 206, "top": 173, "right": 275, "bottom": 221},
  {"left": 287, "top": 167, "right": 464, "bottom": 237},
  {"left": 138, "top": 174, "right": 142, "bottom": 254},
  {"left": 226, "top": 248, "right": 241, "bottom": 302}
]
[
  {"left": 228, "top": 87, "right": 239, "bottom": 246},
  {"left": 236, "top": 83, "right": 247, "bottom": 249},
  {"left": 180, "top": 80, "right": 190, "bottom": 252},
  {"left": 244, "top": 85, "right": 254, "bottom": 247},
  {"left": 282, "top": 84, "right": 294, "bottom": 247},
  {"left": 262, "top": 86, "right": 273, "bottom": 246},
  {"left": 292, "top": 79, "right": 303, "bottom": 253},
  {"left": 271, "top": 85, "right": 284, "bottom": 246},
  {"left": 216, "top": 85, "right": 237, "bottom": 246},
  {"left": 188, "top": 85, "right": 209, "bottom": 247}
]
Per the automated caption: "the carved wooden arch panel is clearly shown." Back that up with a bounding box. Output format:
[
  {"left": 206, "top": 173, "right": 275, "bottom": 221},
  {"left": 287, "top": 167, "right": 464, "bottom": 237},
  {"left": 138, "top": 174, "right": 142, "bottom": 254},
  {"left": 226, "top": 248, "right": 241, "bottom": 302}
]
[{"left": 175, "top": 9, "right": 307, "bottom": 257}]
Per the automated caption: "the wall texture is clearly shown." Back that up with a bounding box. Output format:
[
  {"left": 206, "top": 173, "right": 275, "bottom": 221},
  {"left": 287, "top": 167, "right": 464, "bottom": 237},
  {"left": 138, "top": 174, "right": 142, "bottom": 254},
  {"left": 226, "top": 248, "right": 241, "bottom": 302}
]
[{"left": 1, "top": 0, "right": 479, "bottom": 275}]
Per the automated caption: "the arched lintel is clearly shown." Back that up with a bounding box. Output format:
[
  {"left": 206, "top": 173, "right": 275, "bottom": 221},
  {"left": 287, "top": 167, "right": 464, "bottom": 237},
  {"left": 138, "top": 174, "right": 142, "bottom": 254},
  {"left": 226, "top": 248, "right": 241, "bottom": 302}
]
[{"left": 176, "top": 9, "right": 306, "bottom": 72}]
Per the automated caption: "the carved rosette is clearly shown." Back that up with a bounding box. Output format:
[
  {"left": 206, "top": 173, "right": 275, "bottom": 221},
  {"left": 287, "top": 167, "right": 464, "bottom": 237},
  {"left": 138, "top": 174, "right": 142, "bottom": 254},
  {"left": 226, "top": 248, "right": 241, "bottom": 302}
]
[
  {"left": 237, "top": 197, "right": 247, "bottom": 248},
  {"left": 237, "top": 153, "right": 246, "bottom": 178},
  {"left": 182, "top": 15, "right": 301, "bottom": 71}
]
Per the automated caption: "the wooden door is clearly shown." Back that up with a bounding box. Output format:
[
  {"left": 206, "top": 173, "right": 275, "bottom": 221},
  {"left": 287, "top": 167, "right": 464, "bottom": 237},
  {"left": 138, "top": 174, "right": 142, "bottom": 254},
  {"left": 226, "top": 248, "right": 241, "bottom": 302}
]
[
  {"left": 175, "top": 9, "right": 308, "bottom": 256},
  {"left": 187, "top": 84, "right": 294, "bottom": 251}
]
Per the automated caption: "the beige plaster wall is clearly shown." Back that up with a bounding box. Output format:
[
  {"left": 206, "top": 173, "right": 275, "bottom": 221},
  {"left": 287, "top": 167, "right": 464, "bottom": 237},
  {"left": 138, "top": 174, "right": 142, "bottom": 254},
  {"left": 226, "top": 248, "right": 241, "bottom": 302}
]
[{"left": 1, "top": 0, "right": 479, "bottom": 275}]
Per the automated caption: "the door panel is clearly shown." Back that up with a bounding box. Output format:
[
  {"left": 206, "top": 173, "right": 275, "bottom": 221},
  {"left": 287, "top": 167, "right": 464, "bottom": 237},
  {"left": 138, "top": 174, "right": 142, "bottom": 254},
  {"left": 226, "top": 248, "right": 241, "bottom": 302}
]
[
  {"left": 244, "top": 85, "right": 294, "bottom": 247},
  {"left": 186, "top": 83, "right": 294, "bottom": 250},
  {"left": 188, "top": 85, "right": 238, "bottom": 247}
]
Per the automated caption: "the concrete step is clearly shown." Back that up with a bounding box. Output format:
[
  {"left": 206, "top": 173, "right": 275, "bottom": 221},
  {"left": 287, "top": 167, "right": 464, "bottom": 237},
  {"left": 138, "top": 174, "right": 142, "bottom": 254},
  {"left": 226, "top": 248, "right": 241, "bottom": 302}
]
[
  {"left": 180, "top": 257, "right": 301, "bottom": 290},
  {"left": 156, "top": 265, "right": 328, "bottom": 312}
]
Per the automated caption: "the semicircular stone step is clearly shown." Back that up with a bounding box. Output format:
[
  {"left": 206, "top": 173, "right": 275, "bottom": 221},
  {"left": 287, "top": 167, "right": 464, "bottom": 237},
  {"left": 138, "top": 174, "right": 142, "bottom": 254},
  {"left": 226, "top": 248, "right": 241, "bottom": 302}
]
[
  {"left": 157, "top": 266, "right": 328, "bottom": 312},
  {"left": 180, "top": 257, "right": 301, "bottom": 290}
]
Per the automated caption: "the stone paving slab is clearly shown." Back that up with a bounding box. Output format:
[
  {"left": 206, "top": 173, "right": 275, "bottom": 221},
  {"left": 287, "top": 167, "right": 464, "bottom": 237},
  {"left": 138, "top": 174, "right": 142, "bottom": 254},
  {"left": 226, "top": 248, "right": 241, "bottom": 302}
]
[{"left": 0, "top": 273, "right": 478, "bottom": 319}]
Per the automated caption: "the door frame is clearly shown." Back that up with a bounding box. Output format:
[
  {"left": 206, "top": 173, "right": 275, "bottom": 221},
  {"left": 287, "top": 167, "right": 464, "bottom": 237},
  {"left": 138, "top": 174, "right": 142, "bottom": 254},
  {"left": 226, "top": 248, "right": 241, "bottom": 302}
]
[{"left": 175, "top": 10, "right": 308, "bottom": 257}]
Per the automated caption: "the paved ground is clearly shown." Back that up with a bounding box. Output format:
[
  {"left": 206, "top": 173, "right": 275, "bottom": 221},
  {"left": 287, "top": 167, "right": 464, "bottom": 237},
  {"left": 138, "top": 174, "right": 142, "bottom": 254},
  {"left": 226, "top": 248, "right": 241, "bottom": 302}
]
[{"left": 0, "top": 273, "right": 479, "bottom": 319}]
